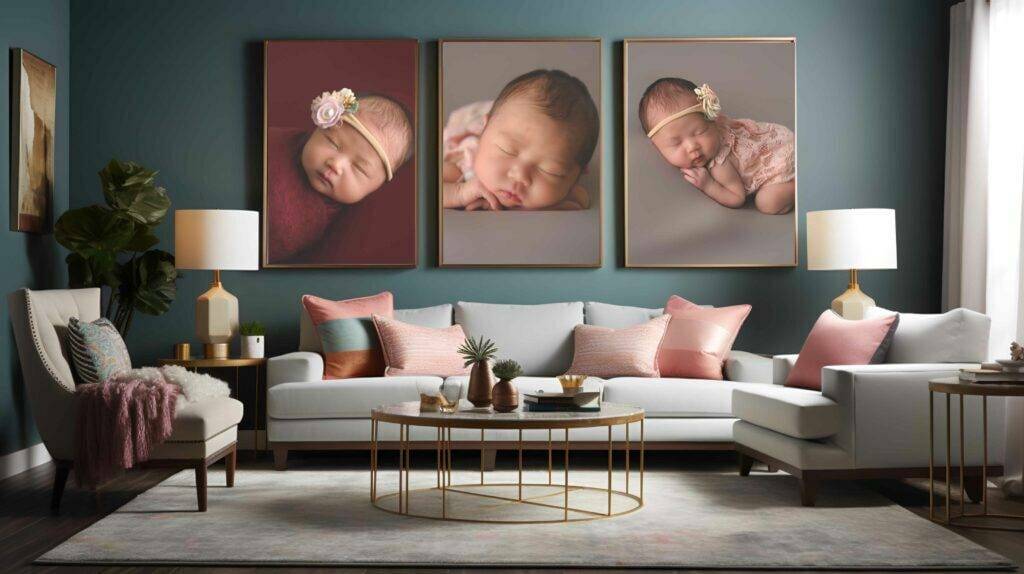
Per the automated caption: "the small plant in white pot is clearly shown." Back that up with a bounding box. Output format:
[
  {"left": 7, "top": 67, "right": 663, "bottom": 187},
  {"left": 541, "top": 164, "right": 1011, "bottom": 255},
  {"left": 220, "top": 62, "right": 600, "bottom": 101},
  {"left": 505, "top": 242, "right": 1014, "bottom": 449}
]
[{"left": 239, "top": 321, "right": 265, "bottom": 359}]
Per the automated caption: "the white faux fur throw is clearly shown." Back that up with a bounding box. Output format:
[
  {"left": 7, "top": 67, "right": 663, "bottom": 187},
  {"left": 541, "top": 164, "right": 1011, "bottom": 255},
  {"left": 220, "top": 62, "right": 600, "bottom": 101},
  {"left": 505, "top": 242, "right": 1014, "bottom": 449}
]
[{"left": 127, "top": 365, "right": 231, "bottom": 406}]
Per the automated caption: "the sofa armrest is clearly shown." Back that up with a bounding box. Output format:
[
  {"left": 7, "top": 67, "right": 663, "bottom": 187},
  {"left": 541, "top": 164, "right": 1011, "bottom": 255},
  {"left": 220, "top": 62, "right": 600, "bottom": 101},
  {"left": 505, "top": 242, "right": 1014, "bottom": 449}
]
[
  {"left": 772, "top": 354, "right": 799, "bottom": 385},
  {"left": 267, "top": 351, "right": 324, "bottom": 389},
  {"left": 725, "top": 351, "right": 774, "bottom": 384},
  {"left": 820, "top": 363, "right": 1003, "bottom": 469}
]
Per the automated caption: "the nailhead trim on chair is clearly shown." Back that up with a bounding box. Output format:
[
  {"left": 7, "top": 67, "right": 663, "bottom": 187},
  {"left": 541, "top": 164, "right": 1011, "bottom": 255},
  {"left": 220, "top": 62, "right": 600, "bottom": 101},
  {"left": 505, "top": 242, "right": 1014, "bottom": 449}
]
[{"left": 23, "top": 290, "right": 76, "bottom": 396}]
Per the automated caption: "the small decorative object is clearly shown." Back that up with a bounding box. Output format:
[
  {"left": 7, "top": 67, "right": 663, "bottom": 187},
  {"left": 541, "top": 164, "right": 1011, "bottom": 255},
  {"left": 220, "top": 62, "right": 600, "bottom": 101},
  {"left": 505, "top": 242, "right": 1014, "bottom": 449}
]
[
  {"left": 54, "top": 159, "right": 180, "bottom": 336},
  {"left": 1012, "top": 342, "right": 1024, "bottom": 362},
  {"left": 439, "top": 380, "right": 461, "bottom": 411},
  {"left": 239, "top": 321, "right": 265, "bottom": 359},
  {"left": 11, "top": 48, "right": 55, "bottom": 234},
  {"left": 557, "top": 374, "right": 586, "bottom": 394},
  {"left": 173, "top": 342, "right": 191, "bottom": 360},
  {"left": 491, "top": 359, "right": 523, "bottom": 413},
  {"left": 419, "top": 393, "right": 442, "bottom": 412},
  {"left": 458, "top": 336, "right": 498, "bottom": 408}
]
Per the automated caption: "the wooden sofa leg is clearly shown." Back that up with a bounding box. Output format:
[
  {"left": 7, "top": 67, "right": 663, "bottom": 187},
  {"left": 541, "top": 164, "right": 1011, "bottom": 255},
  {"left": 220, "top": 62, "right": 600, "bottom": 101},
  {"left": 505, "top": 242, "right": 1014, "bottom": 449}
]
[
  {"left": 196, "top": 463, "right": 208, "bottom": 512},
  {"left": 738, "top": 452, "right": 754, "bottom": 477},
  {"left": 225, "top": 445, "right": 236, "bottom": 488},
  {"left": 273, "top": 446, "right": 288, "bottom": 470},
  {"left": 964, "top": 475, "right": 985, "bottom": 503},
  {"left": 799, "top": 477, "right": 818, "bottom": 507},
  {"left": 51, "top": 462, "right": 71, "bottom": 514}
]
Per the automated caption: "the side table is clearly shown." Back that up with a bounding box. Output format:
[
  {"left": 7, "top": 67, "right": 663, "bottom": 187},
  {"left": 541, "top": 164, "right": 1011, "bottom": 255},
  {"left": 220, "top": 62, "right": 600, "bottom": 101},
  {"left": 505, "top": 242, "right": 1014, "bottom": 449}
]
[
  {"left": 159, "top": 357, "right": 267, "bottom": 451},
  {"left": 928, "top": 377, "right": 1023, "bottom": 531}
]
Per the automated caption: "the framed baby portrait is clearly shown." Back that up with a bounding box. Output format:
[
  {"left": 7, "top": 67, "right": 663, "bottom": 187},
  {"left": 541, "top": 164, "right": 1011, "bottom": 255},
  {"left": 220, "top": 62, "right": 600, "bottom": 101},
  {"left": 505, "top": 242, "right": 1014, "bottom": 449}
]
[
  {"left": 263, "top": 39, "right": 418, "bottom": 267},
  {"left": 439, "top": 39, "right": 602, "bottom": 267},
  {"left": 10, "top": 48, "right": 56, "bottom": 234},
  {"left": 624, "top": 38, "right": 797, "bottom": 268}
]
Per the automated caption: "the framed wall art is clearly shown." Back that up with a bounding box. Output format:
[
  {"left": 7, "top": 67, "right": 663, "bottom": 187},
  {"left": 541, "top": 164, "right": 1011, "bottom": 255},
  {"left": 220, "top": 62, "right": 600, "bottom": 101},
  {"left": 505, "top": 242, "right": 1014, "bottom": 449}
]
[
  {"left": 263, "top": 39, "right": 418, "bottom": 267},
  {"left": 10, "top": 48, "right": 56, "bottom": 234},
  {"left": 624, "top": 38, "right": 797, "bottom": 267},
  {"left": 439, "top": 39, "right": 602, "bottom": 267}
]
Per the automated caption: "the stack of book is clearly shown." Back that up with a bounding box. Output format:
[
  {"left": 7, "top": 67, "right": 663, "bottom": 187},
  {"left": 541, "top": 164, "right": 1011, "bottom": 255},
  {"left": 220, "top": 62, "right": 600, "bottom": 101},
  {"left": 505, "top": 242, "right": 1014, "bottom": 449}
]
[
  {"left": 959, "top": 361, "right": 1024, "bottom": 384},
  {"left": 523, "top": 391, "right": 601, "bottom": 412}
]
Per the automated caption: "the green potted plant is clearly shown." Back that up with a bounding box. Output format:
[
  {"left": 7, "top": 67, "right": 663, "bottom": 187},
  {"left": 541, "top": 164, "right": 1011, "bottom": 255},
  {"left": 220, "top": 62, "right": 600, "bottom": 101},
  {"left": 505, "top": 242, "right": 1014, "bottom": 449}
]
[
  {"left": 239, "top": 321, "right": 265, "bottom": 359},
  {"left": 54, "top": 159, "right": 179, "bottom": 336},
  {"left": 457, "top": 336, "right": 498, "bottom": 408},
  {"left": 490, "top": 359, "right": 523, "bottom": 413}
]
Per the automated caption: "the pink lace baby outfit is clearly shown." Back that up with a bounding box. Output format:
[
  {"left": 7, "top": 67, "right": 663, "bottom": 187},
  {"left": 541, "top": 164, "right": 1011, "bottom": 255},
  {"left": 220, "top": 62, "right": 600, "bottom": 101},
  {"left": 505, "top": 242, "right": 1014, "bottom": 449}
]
[
  {"left": 710, "top": 115, "right": 795, "bottom": 194},
  {"left": 442, "top": 100, "right": 492, "bottom": 182}
]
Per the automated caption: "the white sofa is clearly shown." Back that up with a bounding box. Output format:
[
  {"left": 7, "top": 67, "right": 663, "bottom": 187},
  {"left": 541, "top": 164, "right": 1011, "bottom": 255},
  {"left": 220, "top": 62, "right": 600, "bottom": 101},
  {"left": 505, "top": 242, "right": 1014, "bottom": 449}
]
[
  {"left": 267, "top": 301, "right": 775, "bottom": 469},
  {"left": 731, "top": 308, "right": 1006, "bottom": 505}
]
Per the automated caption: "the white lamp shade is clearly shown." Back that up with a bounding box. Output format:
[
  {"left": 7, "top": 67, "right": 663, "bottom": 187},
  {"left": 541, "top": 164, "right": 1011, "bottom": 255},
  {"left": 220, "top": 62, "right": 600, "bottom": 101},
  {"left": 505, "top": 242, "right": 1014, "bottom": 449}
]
[
  {"left": 174, "top": 209, "right": 259, "bottom": 270},
  {"left": 806, "top": 209, "right": 897, "bottom": 271}
]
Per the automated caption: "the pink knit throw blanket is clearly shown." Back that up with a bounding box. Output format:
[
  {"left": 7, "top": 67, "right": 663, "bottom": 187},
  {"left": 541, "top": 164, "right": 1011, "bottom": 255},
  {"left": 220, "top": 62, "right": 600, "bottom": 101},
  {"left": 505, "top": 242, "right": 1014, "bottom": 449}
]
[{"left": 74, "top": 371, "right": 180, "bottom": 487}]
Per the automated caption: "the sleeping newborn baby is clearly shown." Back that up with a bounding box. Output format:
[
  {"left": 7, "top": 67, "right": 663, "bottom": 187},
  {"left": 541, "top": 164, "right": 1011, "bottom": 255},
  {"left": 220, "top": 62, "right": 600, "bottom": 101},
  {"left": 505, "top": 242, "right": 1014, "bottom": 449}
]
[{"left": 442, "top": 69, "right": 599, "bottom": 211}]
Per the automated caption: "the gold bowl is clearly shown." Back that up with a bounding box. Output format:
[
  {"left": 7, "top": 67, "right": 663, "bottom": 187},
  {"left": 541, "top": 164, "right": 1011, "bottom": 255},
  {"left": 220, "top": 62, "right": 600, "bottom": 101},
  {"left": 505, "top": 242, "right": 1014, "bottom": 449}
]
[{"left": 557, "top": 375, "right": 586, "bottom": 394}]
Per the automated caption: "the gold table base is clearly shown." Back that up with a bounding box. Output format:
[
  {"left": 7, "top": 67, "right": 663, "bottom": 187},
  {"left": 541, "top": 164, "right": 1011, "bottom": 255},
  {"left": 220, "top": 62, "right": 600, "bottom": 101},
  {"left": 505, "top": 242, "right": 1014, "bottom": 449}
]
[{"left": 370, "top": 421, "right": 645, "bottom": 523}]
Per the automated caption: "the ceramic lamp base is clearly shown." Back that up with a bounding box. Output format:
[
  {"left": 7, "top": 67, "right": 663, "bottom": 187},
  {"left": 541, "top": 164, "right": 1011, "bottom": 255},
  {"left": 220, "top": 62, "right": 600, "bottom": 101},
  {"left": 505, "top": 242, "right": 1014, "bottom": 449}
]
[{"left": 831, "top": 270, "right": 875, "bottom": 320}]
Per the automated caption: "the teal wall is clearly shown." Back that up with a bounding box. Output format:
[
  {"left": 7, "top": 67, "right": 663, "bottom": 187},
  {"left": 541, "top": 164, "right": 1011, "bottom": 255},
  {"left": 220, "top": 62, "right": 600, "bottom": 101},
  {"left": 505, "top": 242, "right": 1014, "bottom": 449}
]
[
  {"left": 68, "top": 0, "right": 948, "bottom": 367},
  {"left": 1, "top": 0, "right": 70, "bottom": 456}
]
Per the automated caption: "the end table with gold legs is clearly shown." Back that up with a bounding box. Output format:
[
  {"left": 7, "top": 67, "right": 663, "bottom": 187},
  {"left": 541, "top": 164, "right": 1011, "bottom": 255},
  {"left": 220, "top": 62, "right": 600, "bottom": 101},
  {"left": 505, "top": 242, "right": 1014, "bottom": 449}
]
[
  {"left": 928, "top": 377, "right": 1022, "bottom": 531},
  {"left": 370, "top": 402, "right": 645, "bottom": 523}
]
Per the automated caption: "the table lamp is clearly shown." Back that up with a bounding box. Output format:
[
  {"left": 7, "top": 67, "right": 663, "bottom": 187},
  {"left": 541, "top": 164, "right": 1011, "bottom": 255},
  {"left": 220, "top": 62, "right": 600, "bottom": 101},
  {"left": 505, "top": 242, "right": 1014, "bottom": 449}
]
[
  {"left": 806, "top": 209, "right": 897, "bottom": 320},
  {"left": 174, "top": 210, "right": 259, "bottom": 359}
]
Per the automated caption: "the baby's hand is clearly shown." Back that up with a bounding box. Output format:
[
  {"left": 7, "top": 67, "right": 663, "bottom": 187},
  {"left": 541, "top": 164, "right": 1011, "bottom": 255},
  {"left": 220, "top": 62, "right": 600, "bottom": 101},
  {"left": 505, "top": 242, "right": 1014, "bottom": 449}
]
[
  {"left": 460, "top": 178, "right": 502, "bottom": 211},
  {"left": 681, "top": 167, "right": 711, "bottom": 190}
]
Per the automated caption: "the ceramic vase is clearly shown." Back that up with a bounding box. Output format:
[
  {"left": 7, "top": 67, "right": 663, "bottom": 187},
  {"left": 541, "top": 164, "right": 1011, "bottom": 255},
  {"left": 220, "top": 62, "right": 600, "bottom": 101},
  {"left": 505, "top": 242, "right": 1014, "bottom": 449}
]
[
  {"left": 241, "top": 335, "right": 264, "bottom": 359},
  {"left": 491, "top": 378, "right": 519, "bottom": 413},
  {"left": 466, "top": 360, "right": 495, "bottom": 408}
]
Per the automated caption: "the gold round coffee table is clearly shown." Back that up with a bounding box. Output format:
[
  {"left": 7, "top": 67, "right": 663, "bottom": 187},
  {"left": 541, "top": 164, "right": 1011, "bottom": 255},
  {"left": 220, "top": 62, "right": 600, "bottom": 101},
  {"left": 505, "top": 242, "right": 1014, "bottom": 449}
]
[{"left": 370, "top": 401, "right": 645, "bottom": 523}]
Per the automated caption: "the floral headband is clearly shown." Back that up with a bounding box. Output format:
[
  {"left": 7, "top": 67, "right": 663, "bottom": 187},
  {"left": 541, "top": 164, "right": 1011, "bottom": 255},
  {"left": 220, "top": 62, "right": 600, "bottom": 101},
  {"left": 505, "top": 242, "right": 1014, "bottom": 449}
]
[
  {"left": 311, "top": 88, "right": 394, "bottom": 181},
  {"left": 645, "top": 83, "right": 722, "bottom": 138}
]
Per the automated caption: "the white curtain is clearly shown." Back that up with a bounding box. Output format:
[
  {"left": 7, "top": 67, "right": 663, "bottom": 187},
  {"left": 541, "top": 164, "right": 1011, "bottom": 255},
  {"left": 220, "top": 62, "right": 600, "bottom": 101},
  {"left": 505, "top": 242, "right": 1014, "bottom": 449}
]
[{"left": 943, "top": 0, "right": 1024, "bottom": 496}]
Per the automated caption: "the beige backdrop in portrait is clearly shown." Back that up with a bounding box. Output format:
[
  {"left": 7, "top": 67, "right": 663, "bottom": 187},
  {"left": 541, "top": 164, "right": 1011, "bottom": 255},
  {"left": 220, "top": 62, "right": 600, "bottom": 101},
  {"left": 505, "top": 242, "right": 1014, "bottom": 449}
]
[
  {"left": 11, "top": 49, "right": 56, "bottom": 233},
  {"left": 440, "top": 40, "right": 601, "bottom": 267},
  {"left": 625, "top": 40, "right": 796, "bottom": 267}
]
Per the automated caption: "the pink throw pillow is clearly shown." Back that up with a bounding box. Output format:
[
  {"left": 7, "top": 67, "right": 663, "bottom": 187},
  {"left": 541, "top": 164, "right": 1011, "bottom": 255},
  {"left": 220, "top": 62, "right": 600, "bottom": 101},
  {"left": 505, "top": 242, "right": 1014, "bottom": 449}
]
[
  {"left": 659, "top": 295, "right": 752, "bottom": 380},
  {"left": 785, "top": 310, "right": 900, "bottom": 391},
  {"left": 302, "top": 292, "right": 394, "bottom": 379},
  {"left": 372, "top": 315, "right": 471, "bottom": 377},
  {"left": 565, "top": 315, "right": 671, "bottom": 378}
]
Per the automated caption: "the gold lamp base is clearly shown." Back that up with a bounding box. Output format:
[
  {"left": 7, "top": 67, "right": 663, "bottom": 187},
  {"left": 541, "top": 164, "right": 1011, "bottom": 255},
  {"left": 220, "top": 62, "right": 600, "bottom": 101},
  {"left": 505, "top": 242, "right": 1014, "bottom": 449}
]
[
  {"left": 204, "top": 343, "right": 229, "bottom": 359},
  {"left": 831, "top": 269, "right": 876, "bottom": 320}
]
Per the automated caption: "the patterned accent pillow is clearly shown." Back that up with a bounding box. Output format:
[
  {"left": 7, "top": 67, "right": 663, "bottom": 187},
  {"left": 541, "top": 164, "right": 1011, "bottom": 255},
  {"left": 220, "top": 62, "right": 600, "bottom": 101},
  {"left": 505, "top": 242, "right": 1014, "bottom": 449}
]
[
  {"left": 302, "top": 292, "right": 394, "bottom": 379},
  {"left": 67, "top": 317, "right": 132, "bottom": 385},
  {"left": 372, "top": 315, "right": 470, "bottom": 377},
  {"left": 565, "top": 315, "right": 671, "bottom": 378}
]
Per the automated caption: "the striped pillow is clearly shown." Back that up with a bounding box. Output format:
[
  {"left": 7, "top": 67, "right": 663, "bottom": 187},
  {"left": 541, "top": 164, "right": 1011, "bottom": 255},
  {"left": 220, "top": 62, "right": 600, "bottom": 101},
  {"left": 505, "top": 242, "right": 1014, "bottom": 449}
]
[
  {"left": 659, "top": 295, "right": 752, "bottom": 380},
  {"left": 372, "top": 315, "right": 470, "bottom": 377},
  {"left": 302, "top": 292, "right": 394, "bottom": 379},
  {"left": 565, "top": 315, "right": 671, "bottom": 378},
  {"left": 67, "top": 317, "right": 132, "bottom": 385}
]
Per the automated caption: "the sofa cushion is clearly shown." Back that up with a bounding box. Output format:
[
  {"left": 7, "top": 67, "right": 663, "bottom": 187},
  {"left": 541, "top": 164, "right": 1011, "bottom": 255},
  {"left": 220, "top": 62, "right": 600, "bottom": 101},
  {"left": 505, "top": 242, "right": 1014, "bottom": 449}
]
[
  {"left": 565, "top": 316, "right": 670, "bottom": 378},
  {"left": 603, "top": 378, "right": 749, "bottom": 418},
  {"left": 732, "top": 385, "right": 840, "bottom": 439},
  {"left": 168, "top": 396, "right": 244, "bottom": 441},
  {"left": 584, "top": 302, "right": 663, "bottom": 328},
  {"left": 864, "top": 307, "right": 990, "bottom": 363},
  {"left": 454, "top": 302, "right": 583, "bottom": 376},
  {"left": 268, "top": 376, "right": 444, "bottom": 419},
  {"left": 299, "top": 303, "right": 454, "bottom": 353}
]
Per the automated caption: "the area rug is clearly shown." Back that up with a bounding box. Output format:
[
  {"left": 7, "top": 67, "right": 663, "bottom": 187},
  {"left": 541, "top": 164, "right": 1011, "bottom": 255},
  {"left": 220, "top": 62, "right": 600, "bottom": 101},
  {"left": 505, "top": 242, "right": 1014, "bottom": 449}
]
[{"left": 37, "top": 468, "right": 1013, "bottom": 569}]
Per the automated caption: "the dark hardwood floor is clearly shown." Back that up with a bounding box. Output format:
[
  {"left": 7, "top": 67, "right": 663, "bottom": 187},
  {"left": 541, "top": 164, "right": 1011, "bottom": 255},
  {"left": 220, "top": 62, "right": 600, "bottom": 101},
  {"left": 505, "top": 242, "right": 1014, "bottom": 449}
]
[{"left": 2, "top": 450, "right": 1022, "bottom": 573}]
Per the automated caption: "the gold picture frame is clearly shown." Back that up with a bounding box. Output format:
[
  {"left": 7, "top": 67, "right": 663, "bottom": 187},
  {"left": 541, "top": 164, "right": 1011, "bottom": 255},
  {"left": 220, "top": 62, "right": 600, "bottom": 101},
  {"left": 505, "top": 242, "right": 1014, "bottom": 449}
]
[
  {"left": 623, "top": 37, "right": 798, "bottom": 268},
  {"left": 438, "top": 38, "right": 603, "bottom": 268},
  {"left": 10, "top": 48, "right": 56, "bottom": 234}
]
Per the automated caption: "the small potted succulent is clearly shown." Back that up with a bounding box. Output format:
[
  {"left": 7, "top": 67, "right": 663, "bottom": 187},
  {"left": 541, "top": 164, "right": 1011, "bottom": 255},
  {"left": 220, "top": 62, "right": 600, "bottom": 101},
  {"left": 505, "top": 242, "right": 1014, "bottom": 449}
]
[
  {"left": 239, "top": 321, "right": 265, "bottom": 359},
  {"left": 490, "top": 359, "right": 523, "bottom": 413},
  {"left": 458, "top": 336, "right": 498, "bottom": 408}
]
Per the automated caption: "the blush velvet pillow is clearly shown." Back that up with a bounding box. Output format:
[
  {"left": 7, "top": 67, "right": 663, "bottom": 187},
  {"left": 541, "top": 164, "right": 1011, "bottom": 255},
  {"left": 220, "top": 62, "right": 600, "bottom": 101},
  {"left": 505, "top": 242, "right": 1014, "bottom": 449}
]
[
  {"left": 565, "top": 315, "right": 671, "bottom": 378},
  {"left": 659, "top": 295, "right": 752, "bottom": 380},
  {"left": 302, "top": 292, "right": 394, "bottom": 379},
  {"left": 785, "top": 310, "right": 900, "bottom": 391},
  {"left": 372, "top": 315, "right": 471, "bottom": 377}
]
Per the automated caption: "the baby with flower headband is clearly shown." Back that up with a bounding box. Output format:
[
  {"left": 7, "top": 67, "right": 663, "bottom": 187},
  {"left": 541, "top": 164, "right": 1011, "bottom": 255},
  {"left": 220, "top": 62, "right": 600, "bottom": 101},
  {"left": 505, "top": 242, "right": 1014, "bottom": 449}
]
[
  {"left": 266, "top": 88, "right": 413, "bottom": 262},
  {"left": 640, "top": 78, "right": 794, "bottom": 215}
]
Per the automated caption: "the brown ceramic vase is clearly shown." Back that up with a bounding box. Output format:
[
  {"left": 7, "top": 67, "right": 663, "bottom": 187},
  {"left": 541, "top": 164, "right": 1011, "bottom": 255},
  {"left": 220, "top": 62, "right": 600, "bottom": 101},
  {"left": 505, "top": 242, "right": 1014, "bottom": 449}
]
[
  {"left": 466, "top": 360, "right": 495, "bottom": 408},
  {"left": 491, "top": 378, "right": 519, "bottom": 413}
]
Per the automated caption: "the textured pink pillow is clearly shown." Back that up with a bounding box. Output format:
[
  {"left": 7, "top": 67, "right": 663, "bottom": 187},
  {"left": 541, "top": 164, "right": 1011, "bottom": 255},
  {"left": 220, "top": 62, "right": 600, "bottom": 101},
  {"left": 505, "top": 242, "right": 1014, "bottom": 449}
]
[
  {"left": 565, "top": 315, "right": 671, "bottom": 378},
  {"left": 659, "top": 295, "right": 751, "bottom": 380},
  {"left": 372, "top": 315, "right": 471, "bottom": 377},
  {"left": 786, "top": 311, "right": 900, "bottom": 391}
]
